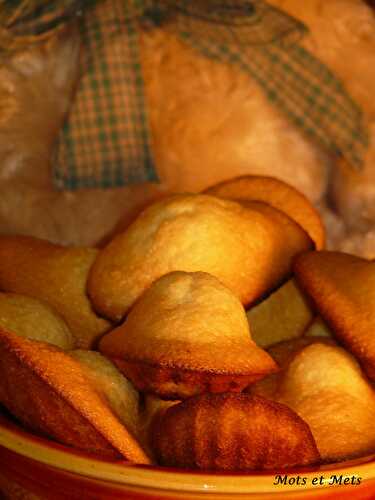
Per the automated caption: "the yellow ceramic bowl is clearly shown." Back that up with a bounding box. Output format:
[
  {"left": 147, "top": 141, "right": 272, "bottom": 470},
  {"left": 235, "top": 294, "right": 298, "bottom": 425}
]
[{"left": 0, "top": 410, "right": 375, "bottom": 499}]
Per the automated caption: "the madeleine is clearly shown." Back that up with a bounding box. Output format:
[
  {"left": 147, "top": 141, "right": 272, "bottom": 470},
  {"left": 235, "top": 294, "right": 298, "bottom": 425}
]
[
  {"left": 88, "top": 193, "right": 312, "bottom": 321},
  {"left": 0, "top": 235, "right": 111, "bottom": 349},
  {"left": 100, "top": 271, "right": 277, "bottom": 399},
  {"left": 205, "top": 175, "right": 325, "bottom": 249},
  {"left": 249, "top": 337, "right": 334, "bottom": 400},
  {"left": 152, "top": 393, "right": 320, "bottom": 470},
  {"left": 278, "top": 343, "right": 375, "bottom": 462},
  {"left": 294, "top": 251, "right": 375, "bottom": 380},
  {"left": 70, "top": 350, "right": 140, "bottom": 439},
  {"left": 0, "top": 292, "right": 75, "bottom": 350},
  {"left": 0, "top": 329, "right": 150, "bottom": 464},
  {"left": 247, "top": 279, "right": 313, "bottom": 348}
]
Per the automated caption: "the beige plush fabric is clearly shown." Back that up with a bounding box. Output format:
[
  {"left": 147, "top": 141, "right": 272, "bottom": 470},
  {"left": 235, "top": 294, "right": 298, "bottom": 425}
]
[{"left": 0, "top": 1, "right": 373, "bottom": 254}]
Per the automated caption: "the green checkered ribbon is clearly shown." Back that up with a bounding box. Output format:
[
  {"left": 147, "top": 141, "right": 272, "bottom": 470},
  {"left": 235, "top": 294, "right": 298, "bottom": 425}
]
[
  {"left": 55, "top": 0, "right": 157, "bottom": 189},
  {"left": 0, "top": 1, "right": 369, "bottom": 190},
  {"left": 145, "top": 0, "right": 368, "bottom": 170}
]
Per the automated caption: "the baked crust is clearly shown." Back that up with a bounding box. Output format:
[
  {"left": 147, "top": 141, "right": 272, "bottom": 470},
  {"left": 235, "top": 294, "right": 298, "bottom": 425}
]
[
  {"left": 205, "top": 175, "right": 325, "bottom": 249},
  {"left": 247, "top": 278, "right": 313, "bottom": 348},
  {"left": 0, "top": 235, "right": 111, "bottom": 349},
  {"left": 100, "top": 271, "right": 277, "bottom": 399},
  {"left": 249, "top": 337, "right": 334, "bottom": 400},
  {"left": 89, "top": 194, "right": 312, "bottom": 321},
  {"left": 152, "top": 393, "right": 320, "bottom": 470},
  {"left": 111, "top": 357, "right": 271, "bottom": 400},
  {"left": 277, "top": 343, "right": 375, "bottom": 462},
  {"left": 0, "top": 328, "right": 151, "bottom": 464},
  {"left": 0, "top": 292, "right": 75, "bottom": 350},
  {"left": 294, "top": 250, "right": 375, "bottom": 380}
]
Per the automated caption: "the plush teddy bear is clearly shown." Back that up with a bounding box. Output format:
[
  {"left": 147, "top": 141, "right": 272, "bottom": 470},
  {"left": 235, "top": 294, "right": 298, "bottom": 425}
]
[
  {"left": 0, "top": 0, "right": 373, "bottom": 253},
  {"left": 270, "top": 0, "right": 375, "bottom": 255}
]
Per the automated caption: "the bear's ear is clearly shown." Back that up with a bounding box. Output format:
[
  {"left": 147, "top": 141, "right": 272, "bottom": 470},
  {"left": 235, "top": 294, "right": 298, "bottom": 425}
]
[
  {"left": 46, "top": 25, "right": 80, "bottom": 95},
  {"left": 8, "top": 24, "right": 80, "bottom": 102},
  {"left": 0, "top": 21, "right": 80, "bottom": 198}
]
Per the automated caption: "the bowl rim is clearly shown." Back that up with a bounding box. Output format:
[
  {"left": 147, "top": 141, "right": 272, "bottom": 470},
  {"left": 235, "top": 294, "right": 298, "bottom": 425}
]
[{"left": 0, "top": 410, "right": 374, "bottom": 495}]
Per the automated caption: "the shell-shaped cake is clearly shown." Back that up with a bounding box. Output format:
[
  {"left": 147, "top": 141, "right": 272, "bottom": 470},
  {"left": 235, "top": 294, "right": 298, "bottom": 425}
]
[
  {"left": 0, "top": 329, "right": 151, "bottom": 464},
  {"left": 152, "top": 393, "right": 320, "bottom": 470},
  {"left": 0, "top": 236, "right": 111, "bottom": 349},
  {"left": 205, "top": 175, "right": 325, "bottom": 249},
  {"left": 100, "top": 271, "right": 277, "bottom": 399},
  {"left": 89, "top": 194, "right": 312, "bottom": 321}
]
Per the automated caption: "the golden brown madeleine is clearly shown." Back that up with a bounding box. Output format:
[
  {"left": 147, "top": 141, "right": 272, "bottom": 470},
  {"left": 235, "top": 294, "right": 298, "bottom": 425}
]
[
  {"left": 0, "top": 329, "right": 151, "bottom": 464},
  {"left": 70, "top": 350, "right": 140, "bottom": 438},
  {"left": 0, "top": 235, "right": 111, "bottom": 349},
  {"left": 241, "top": 200, "right": 314, "bottom": 296},
  {"left": 205, "top": 175, "right": 325, "bottom": 249},
  {"left": 152, "top": 393, "right": 320, "bottom": 471},
  {"left": 294, "top": 250, "right": 375, "bottom": 380},
  {"left": 247, "top": 279, "right": 313, "bottom": 348},
  {"left": 0, "top": 292, "right": 75, "bottom": 350},
  {"left": 88, "top": 194, "right": 312, "bottom": 321},
  {"left": 277, "top": 343, "right": 375, "bottom": 462},
  {"left": 249, "top": 337, "right": 334, "bottom": 400},
  {"left": 100, "top": 272, "right": 277, "bottom": 399}
]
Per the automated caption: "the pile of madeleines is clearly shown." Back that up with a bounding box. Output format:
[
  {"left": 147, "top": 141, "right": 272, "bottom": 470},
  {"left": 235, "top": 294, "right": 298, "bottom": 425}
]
[{"left": 0, "top": 175, "right": 375, "bottom": 471}]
